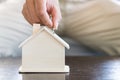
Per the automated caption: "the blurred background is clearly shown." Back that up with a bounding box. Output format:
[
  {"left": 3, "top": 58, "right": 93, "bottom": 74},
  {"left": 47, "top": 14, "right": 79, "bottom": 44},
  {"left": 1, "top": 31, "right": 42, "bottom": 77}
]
[{"left": 0, "top": 0, "right": 120, "bottom": 57}]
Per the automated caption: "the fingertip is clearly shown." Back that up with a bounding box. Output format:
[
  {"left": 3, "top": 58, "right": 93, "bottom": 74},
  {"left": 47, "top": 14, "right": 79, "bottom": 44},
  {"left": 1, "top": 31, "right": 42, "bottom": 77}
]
[
  {"left": 53, "top": 26, "right": 58, "bottom": 30},
  {"left": 52, "top": 15, "right": 61, "bottom": 30},
  {"left": 47, "top": 19, "right": 53, "bottom": 28},
  {"left": 52, "top": 20, "right": 59, "bottom": 30}
]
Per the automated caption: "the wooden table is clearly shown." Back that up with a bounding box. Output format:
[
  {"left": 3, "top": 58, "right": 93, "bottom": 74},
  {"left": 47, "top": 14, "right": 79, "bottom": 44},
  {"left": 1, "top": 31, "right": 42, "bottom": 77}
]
[{"left": 0, "top": 56, "right": 120, "bottom": 80}]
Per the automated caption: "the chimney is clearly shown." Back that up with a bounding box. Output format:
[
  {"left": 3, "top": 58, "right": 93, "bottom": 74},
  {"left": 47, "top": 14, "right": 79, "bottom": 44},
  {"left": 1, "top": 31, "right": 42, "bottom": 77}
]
[{"left": 33, "top": 24, "right": 41, "bottom": 35}]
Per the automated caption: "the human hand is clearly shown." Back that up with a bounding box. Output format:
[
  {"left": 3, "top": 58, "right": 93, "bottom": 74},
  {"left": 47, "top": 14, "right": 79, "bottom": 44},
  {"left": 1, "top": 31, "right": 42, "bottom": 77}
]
[{"left": 22, "top": 0, "right": 62, "bottom": 29}]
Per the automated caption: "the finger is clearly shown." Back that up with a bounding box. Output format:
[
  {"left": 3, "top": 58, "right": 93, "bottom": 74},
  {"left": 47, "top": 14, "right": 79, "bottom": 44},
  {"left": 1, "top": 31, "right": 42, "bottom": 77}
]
[
  {"left": 34, "top": 0, "right": 52, "bottom": 27},
  {"left": 51, "top": 7, "right": 62, "bottom": 29},
  {"left": 26, "top": 0, "right": 41, "bottom": 24},
  {"left": 22, "top": 4, "right": 33, "bottom": 25}
]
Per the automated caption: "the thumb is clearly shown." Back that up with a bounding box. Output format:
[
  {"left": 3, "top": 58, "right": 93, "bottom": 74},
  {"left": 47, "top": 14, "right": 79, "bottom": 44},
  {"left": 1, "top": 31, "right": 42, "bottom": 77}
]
[
  {"left": 52, "top": 7, "right": 62, "bottom": 30},
  {"left": 35, "top": 0, "right": 52, "bottom": 27}
]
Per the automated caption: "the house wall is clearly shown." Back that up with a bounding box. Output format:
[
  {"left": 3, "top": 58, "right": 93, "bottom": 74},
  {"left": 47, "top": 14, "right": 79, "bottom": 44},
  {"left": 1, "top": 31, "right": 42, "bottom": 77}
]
[{"left": 22, "top": 31, "right": 65, "bottom": 72}]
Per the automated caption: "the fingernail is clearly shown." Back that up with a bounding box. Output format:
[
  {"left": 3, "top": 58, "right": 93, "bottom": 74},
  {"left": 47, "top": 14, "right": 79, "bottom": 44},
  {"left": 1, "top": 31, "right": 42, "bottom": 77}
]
[
  {"left": 48, "top": 20, "right": 52, "bottom": 27},
  {"left": 54, "top": 22, "right": 58, "bottom": 30}
]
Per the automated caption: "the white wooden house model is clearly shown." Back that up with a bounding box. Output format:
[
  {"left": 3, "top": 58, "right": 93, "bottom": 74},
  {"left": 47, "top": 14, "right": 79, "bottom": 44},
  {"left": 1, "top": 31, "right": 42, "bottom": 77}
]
[{"left": 19, "top": 24, "right": 70, "bottom": 73}]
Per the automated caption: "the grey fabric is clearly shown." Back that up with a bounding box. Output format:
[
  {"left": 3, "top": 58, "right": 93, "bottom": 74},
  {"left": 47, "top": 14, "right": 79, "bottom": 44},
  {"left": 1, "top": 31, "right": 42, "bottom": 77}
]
[
  {"left": 63, "top": 37, "right": 107, "bottom": 56},
  {"left": 0, "top": 0, "right": 6, "bottom": 3},
  {"left": 0, "top": 0, "right": 98, "bottom": 57},
  {"left": 59, "top": 0, "right": 120, "bottom": 55},
  {"left": 0, "top": 0, "right": 111, "bottom": 57},
  {"left": 0, "top": 0, "right": 32, "bottom": 57}
]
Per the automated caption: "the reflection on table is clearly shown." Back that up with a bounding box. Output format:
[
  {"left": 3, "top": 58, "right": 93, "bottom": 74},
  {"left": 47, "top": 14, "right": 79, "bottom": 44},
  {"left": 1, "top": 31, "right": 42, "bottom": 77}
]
[{"left": 22, "top": 73, "right": 68, "bottom": 80}]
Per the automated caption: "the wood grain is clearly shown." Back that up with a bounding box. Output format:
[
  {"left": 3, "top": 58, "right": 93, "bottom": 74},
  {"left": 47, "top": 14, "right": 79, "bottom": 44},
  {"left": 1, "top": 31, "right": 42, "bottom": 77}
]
[{"left": 0, "top": 56, "right": 120, "bottom": 80}]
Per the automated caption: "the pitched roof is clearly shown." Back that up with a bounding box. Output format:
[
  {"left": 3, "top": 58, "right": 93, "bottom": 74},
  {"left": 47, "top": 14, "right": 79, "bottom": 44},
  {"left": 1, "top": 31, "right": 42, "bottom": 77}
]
[{"left": 19, "top": 27, "right": 70, "bottom": 49}]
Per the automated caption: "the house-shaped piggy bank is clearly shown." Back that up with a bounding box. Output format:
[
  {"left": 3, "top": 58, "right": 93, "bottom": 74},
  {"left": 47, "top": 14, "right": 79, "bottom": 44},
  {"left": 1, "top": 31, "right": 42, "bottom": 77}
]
[{"left": 19, "top": 24, "right": 70, "bottom": 73}]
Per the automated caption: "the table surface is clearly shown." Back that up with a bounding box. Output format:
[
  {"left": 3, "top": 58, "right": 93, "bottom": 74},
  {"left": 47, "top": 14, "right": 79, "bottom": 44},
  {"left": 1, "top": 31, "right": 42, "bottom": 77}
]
[{"left": 0, "top": 56, "right": 120, "bottom": 80}]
